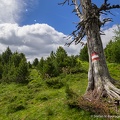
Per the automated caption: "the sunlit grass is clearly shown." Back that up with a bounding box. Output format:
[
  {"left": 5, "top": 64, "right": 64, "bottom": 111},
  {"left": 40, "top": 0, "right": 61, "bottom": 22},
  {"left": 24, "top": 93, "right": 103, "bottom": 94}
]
[
  {"left": 108, "top": 63, "right": 120, "bottom": 80},
  {"left": 0, "top": 62, "right": 120, "bottom": 120}
]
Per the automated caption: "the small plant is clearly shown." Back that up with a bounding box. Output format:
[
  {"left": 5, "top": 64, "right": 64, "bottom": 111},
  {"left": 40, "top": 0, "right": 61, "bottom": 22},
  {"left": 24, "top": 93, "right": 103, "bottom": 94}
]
[
  {"left": 65, "top": 85, "right": 79, "bottom": 108},
  {"left": 46, "top": 107, "right": 54, "bottom": 116},
  {"left": 36, "top": 94, "right": 50, "bottom": 101},
  {"left": 7, "top": 102, "right": 26, "bottom": 114},
  {"left": 27, "top": 80, "right": 42, "bottom": 89},
  {"left": 45, "top": 78, "right": 64, "bottom": 89}
]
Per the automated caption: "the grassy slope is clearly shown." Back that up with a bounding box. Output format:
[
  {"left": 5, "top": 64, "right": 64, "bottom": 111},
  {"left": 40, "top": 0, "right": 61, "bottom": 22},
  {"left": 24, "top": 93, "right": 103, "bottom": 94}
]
[{"left": 0, "top": 62, "right": 120, "bottom": 120}]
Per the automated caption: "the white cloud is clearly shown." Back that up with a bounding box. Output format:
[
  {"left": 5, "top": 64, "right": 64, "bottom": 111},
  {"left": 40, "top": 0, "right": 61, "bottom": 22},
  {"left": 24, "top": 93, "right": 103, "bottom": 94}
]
[
  {"left": 0, "top": 0, "right": 81, "bottom": 62},
  {"left": 101, "top": 25, "right": 118, "bottom": 48},
  {"left": 0, "top": 0, "right": 118, "bottom": 62},
  {"left": 0, "top": 23, "right": 118, "bottom": 62},
  {"left": 0, "top": 0, "right": 25, "bottom": 24},
  {"left": 0, "top": 23, "right": 81, "bottom": 61}
]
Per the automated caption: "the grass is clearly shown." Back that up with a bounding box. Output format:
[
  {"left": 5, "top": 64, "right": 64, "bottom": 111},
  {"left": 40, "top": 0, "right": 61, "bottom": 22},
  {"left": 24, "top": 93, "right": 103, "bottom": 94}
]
[
  {"left": 0, "top": 62, "right": 120, "bottom": 120},
  {"left": 108, "top": 63, "right": 120, "bottom": 80}
]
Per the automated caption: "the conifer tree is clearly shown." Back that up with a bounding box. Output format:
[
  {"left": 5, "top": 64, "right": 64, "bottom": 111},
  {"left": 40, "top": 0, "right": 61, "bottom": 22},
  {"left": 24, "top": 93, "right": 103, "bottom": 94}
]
[{"left": 79, "top": 45, "right": 89, "bottom": 62}]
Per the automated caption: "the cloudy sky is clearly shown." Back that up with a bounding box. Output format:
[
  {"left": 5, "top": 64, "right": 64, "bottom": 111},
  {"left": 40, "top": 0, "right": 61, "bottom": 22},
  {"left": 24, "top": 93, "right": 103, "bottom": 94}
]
[{"left": 0, "top": 0, "right": 120, "bottom": 62}]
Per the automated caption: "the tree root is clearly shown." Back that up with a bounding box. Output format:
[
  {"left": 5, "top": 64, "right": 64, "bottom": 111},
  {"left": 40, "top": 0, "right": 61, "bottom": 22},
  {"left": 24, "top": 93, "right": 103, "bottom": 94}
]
[
  {"left": 84, "top": 81, "right": 120, "bottom": 105},
  {"left": 104, "top": 81, "right": 120, "bottom": 100}
]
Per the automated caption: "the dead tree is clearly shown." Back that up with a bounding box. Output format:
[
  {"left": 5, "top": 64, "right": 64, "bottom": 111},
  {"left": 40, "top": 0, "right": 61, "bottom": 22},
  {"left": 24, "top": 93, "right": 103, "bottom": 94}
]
[{"left": 59, "top": 0, "right": 120, "bottom": 101}]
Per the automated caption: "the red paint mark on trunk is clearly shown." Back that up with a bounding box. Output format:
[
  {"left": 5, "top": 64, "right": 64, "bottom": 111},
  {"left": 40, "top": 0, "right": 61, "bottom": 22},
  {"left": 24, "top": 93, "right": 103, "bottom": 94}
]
[{"left": 92, "top": 52, "right": 99, "bottom": 62}]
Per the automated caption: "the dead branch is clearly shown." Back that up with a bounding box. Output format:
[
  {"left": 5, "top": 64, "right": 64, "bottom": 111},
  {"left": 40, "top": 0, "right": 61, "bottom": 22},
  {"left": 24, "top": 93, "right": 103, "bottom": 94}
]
[
  {"left": 59, "top": 0, "right": 120, "bottom": 46},
  {"left": 100, "top": 18, "right": 113, "bottom": 26},
  {"left": 99, "top": 0, "right": 120, "bottom": 12},
  {"left": 107, "top": 5, "right": 120, "bottom": 10},
  {"left": 58, "top": 0, "right": 69, "bottom": 5},
  {"left": 72, "top": 0, "right": 83, "bottom": 20}
]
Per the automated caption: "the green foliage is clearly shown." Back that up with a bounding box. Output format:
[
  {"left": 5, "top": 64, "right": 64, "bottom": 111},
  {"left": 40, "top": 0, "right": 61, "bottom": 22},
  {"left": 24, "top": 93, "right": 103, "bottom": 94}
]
[
  {"left": 37, "top": 46, "right": 85, "bottom": 78},
  {"left": 36, "top": 93, "right": 50, "bottom": 101},
  {"left": 105, "top": 26, "right": 120, "bottom": 63},
  {"left": 1, "top": 39, "right": 120, "bottom": 119},
  {"left": 16, "top": 59, "right": 29, "bottom": 84},
  {"left": 10, "top": 52, "right": 23, "bottom": 67},
  {"left": 37, "top": 57, "right": 44, "bottom": 75},
  {"left": 43, "top": 57, "right": 59, "bottom": 77},
  {"left": 107, "top": 63, "right": 120, "bottom": 80},
  {"left": 7, "top": 102, "right": 26, "bottom": 114},
  {"left": 79, "top": 45, "right": 89, "bottom": 62},
  {"left": 33, "top": 58, "right": 39, "bottom": 67},
  {"left": 0, "top": 62, "right": 120, "bottom": 120},
  {"left": 2, "top": 63, "right": 17, "bottom": 83},
  {"left": 38, "top": 56, "right": 59, "bottom": 78},
  {"left": 105, "top": 39, "right": 120, "bottom": 63},
  {"left": 28, "top": 61, "right": 32, "bottom": 69},
  {"left": 55, "top": 46, "right": 68, "bottom": 69},
  {"left": 1, "top": 47, "right": 12, "bottom": 64},
  {"left": 0, "top": 47, "right": 29, "bottom": 84},
  {"left": 45, "top": 77, "right": 65, "bottom": 89},
  {"left": 45, "top": 107, "right": 54, "bottom": 117},
  {"left": 0, "top": 62, "right": 3, "bottom": 79},
  {"left": 65, "top": 85, "right": 79, "bottom": 108},
  {"left": 0, "top": 68, "right": 89, "bottom": 120}
]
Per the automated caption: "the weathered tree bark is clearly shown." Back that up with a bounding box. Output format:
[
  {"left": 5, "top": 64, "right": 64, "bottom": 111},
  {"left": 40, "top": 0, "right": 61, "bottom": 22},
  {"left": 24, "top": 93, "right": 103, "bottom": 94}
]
[{"left": 80, "top": 0, "right": 120, "bottom": 101}]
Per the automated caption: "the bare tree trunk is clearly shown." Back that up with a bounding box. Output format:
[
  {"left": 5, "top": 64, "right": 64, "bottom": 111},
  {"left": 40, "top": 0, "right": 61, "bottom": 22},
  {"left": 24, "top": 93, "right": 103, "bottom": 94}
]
[{"left": 80, "top": 0, "right": 120, "bottom": 100}]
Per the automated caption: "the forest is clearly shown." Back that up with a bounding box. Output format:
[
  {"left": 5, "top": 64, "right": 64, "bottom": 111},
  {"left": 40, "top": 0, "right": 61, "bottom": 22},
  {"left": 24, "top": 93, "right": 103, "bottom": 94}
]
[{"left": 0, "top": 30, "right": 120, "bottom": 84}]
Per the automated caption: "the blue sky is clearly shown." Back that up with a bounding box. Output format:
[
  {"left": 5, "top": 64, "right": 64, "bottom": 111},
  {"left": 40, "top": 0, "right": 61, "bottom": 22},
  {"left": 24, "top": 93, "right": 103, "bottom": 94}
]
[
  {"left": 0, "top": 0, "right": 120, "bottom": 62},
  {"left": 21, "top": 0, "right": 120, "bottom": 33},
  {"left": 21, "top": 0, "right": 77, "bottom": 34}
]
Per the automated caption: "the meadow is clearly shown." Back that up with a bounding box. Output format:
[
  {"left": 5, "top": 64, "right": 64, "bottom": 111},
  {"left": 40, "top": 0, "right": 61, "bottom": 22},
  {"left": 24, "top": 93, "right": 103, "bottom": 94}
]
[{"left": 0, "top": 62, "right": 120, "bottom": 120}]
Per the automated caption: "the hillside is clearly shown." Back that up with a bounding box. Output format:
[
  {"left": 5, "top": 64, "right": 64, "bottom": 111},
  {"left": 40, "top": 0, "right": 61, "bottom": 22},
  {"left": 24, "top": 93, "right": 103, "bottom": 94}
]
[{"left": 0, "top": 62, "right": 120, "bottom": 120}]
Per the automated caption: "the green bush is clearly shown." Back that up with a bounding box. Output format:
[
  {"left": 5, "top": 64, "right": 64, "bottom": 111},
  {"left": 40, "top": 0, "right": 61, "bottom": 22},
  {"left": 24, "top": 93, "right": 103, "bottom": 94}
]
[
  {"left": 65, "top": 85, "right": 79, "bottom": 108},
  {"left": 79, "top": 44, "right": 89, "bottom": 62},
  {"left": 7, "top": 103, "right": 26, "bottom": 114},
  {"left": 46, "top": 107, "right": 54, "bottom": 116},
  {"left": 36, "top": 94, "right": 50, "bottom": 101},
  {"left": 105, "top": 38, "right": 120, "bottom": 63},
  {"left": 45, "top": 78, "right": 65, "bottom": 89},
  {"left": 0, "top": 48, "right": 29, "bottom": 84},
  {"left": 27, "top": 80, "right": 42, "bottom": 89},
  {"left": 70, "top": 66, "right": 87, "bottom": 74},
  {"left": 16, "top": 59, "right": 29, "bottom": 84}
]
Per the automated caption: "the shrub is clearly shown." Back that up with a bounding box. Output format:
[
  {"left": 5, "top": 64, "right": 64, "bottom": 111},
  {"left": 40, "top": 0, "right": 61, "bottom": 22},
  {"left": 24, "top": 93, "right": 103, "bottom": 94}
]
[
  {"left": 70, "top": 66, "right": 87, "bottom": 74},
  {"left": 27, "top": 80, "right": 42, "bottom": 89},
  {"left": 16, "top": 59, "right": 29, "bottom": 84},
  {"left": 45, "top": 78, "right": 64, "bottom": 89},
  {"left": 79, "top": 44, "right": 89, "bottom": 62},
  {"left": 105, "top": 38, "right": 120, "bottom": 63},
  {"left": 65, "top": 85, "right": 79, "bottom": 108},
  {"left": 36, "top": 94, "right": 50, "bottom": 101},
  {"left": 45, "top": 107, "right": 54, "bottom": 117},
  {"left": 7, "top": 103, "right": 26, "bottom": 114}
]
